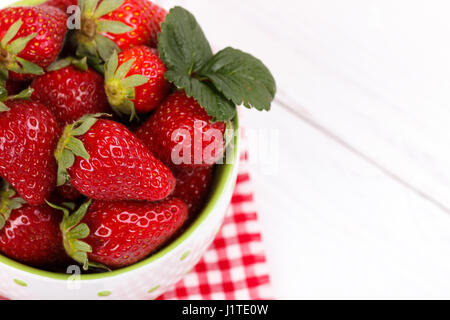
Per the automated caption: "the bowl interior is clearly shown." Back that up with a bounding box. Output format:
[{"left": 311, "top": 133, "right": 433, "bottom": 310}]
[{"left": 0, "top": 0, "right": 240, "bottom": 281}]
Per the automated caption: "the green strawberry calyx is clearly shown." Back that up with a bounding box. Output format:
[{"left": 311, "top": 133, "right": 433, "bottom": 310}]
[
  {"left": 104, "top": 51, "right": 149, "bottom": 120},
  {"left": 0, "top": 87, "right": 34, "bottom": 112},
  {"left": 0, "top": 183, "right": 26, "bottom": 230},
  {"left": 47, "top": 56, "right": 89, "bottom": 72},
  {"left": 0, "top": 19, "right": 44, "bottom": 81},
  {"left": 75, "top": 0, "right": 133, "bottom": 63},
  {"left": 47, "top": 200, "right": 110, "bottom": 271},
  {"left": 54, "top": 114, "right": 109, "bottom": 186}
]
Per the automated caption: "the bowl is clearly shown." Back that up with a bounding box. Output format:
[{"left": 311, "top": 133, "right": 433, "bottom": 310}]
[{"left": 0, "top": 0, "right": 240, "bottom": 300}]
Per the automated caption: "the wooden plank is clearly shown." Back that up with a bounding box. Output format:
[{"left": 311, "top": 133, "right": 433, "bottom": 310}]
[{"left": 241, "top": 104, "right": 450, "bottom": 299}]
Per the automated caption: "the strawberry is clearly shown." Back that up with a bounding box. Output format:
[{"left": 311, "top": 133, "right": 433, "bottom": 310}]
[
  {"left": 104, "top": 46, "right": 170, "bottom": 119},
  {"left": 0, "top": 96, "right": 59, "bottom": 206},
  {"left": 171, "top": 166, "right": 214, "bottom": 215},
  {"left": 42, "top": 0, "right": 77, "bottom": 14},
  {"left": 31, "top": 57, "right": 111, "bottom": 126},
  {"left": 0, "top": 6, "right": 67, "bottom": 81},
  {"left": 55, "top": 115, "right": 176, "bottom": 202},
  {"left": 74, "top": 0, "right": 166, "bottom": 62},
  {"left": 0, "top": 184, "right": 65, "bottom": 267},
  {"left": 50, "top": 198, "right": 188, "bottom": 269},
  {"left": 136, "top": 90, "right": 227, "bottom": 168}
]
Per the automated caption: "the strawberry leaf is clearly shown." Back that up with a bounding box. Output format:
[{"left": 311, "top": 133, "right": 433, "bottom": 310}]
[
  {"left": 199, "top": 48, "right": 276, "bottom": 111},
  {"left": 158, "top": 6, "right": 213, "bottom": 75},
  {"left": 97, "top": 20, "right": 132, "bottom": 34},
  {"left": 48, "top": 57, "right": 89, "bottom": 72},
  {"left": 95, "top": 34, "right": 120, "bottom": 62},
  {"left": 0, "top": 20, "right": 23, "bottom": 48},
  {"left": 15, "top": 57, "right": 44, "bottom": 75},
  {"left": 93, "top": 0, "right": 125, "bottom": 18},
  {"left": 0, "top": 184, "right": 26, "bottom": 230},
  {"left": 6, "top": 87, "right": 34, "bottom": 101},
  {"left": 7, "top": 33, "right": 36, "bottom": 55}
]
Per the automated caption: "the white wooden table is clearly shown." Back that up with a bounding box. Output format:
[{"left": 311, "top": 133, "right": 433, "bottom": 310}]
[
  {"left": 163, "top": 0, "right": 450, "bottom": 299},
  {"left": 9, "top": 0, "right": 450, "bottom": 299}
]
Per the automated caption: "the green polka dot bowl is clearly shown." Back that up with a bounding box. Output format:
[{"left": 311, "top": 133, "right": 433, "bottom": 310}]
[{"left": 0, "top": 0, "right": 240, "bottom": 299}]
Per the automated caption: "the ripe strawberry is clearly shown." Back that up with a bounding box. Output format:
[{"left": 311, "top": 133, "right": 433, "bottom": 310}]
[
  {"left": 0, "top": 184, "right": 65, "bottom": 267},
  {"left": 31, "top": 57, "right": 111, "bottom": 126},
  {"left": 136, "top": 90, "right": 227, "bottom": 168},
  {"left": 55, "top": 115, "right": 176, "bottom": 202},
  {"left": 51, "top": 198, "right": 188, "bottom": 269},
  {"left": 0, "top": 6, "right": 67, "bottom": 81},
  {"left": 0, "top": 98, "right": 59, "bottom": 206},
  {"left": 172, "top": 166, "right": 214, "bottom": 215},
  {"left": 74, "top": 0, "right": 166, "bottom": 62},
  {"left": 104, "top": 47, "right": 170, "bottom": 119},
  {"left": 42, "top": 0, "right": 77, "bottom": 14}
]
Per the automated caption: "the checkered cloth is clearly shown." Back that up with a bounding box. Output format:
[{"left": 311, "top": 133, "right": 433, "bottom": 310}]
[{"left": 158, "top": 151, "right": 272, "bottom": 300}]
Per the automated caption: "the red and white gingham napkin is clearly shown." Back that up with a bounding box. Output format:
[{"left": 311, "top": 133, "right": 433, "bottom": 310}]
[{"left": 158, "top": 150, "right": 272, "bottom": 300}]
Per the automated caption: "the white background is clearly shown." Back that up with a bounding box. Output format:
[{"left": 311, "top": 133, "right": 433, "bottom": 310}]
[{"left": 7, "top": 0, "right": 450, "bottom": 299}]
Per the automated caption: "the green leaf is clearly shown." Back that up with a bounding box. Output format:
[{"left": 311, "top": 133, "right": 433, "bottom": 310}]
[
  {"left": 83, "top": 0, "right": 100, "bottom": 16},
  {"left": 104, "top": 50, "right": 119, "bottom": 81},
  {"left": 46, "top": 201, "right": 70, "bottom": 219},
  {"left": 6, "top": 87, "right": 34, "bottom": 100},
  {"left": 68, "top": 223, "right": 90, "bottom": 239},
  {"left": 61, "top": 149, "right": 76, "bottom": 170},
  {"left": 199, "top": 47, "right": 276, "bottom": 111},
  {"left": 73, "top": 57, "right": 89, "bottom": 72},
  {"left": 166, "top": 71, "right": 236, "bottom": 122},
  {"left": 158, "top": 6, "right": 213, "bottom": 75},
  {"left": 47, "top": 57, "right": 74, "bottom": 71},
  {"left": 0, "top": 87, "right": 7, "bottom": 101},
  {"left": 66, "top": 137, "right": 90, "bottom": 160},
  {"left": 15, "top": 57, "right": 44, "bottom": 75},
  {"left": 63, "top": 200, "right": 92, "bottom": 230},
  {"left": 97, "top": 20, "right": 132, "bottom": 34},
  {"left": 71, "top": 117, "right": 99, "bottom": 136},
  {"left": 0, "top": 69, "right": 8, "bottom": 82},
  {"left": 0, "top": 102, "right": 8, "bottom": 112},
  {"left": 95, "top": 34, "right": 120, "bottom": 62},
  {"left": 114, "top": 58, "right": 134, "bottom": 80},
  {"left": 1, "top": 20, "right": 23, "bottom": 48},
  {"left": 0, "top": 185, "right": 25, "bottom": 230},
  {"left": 94, "top": 0, "right": 124, "bottom": 18},
  {"left": 121, "top": 74, "right": 148, "bottom": 88},
  {"left": 7, "top": 33, "right": 36, "bottom": 55}
]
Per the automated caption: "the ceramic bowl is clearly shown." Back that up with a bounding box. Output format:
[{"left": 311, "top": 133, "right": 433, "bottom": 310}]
[{"left": 0, "top": 0, "right": 240, "bottom": 300}]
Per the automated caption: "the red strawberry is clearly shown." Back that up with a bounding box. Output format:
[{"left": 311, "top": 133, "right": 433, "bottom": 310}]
[
  {"left": 42, "top": 0, "right": 77, "bottom": 14},
  {"left": 104, "top": 46, "right": 170, "bottom": 119},
  {"left": 74, "top": 0, "right": 166, "bottom": 62},
  {"left": 0, "top": 6, "right": 67, "bottom": 81},
  {"left": 55, "top": 116, "right": 176, "bottom": 202},
  {"left": 136, "top": 90, "right": 227, "bottom": 168},
  {"left": 0, "top": 99, "right": 59, "bottom": 206},
  {"left": 51, "top": 198, "right": 188, "bottom": 269},
  {"left": 0, "top": 184, "right": 65, "bottom": 267},
  {"left": 31, "top": 57, "right": 111, "bottom": 126},
  {"left": 172, "top": 166, "right": 214, "bottom": 215}
]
